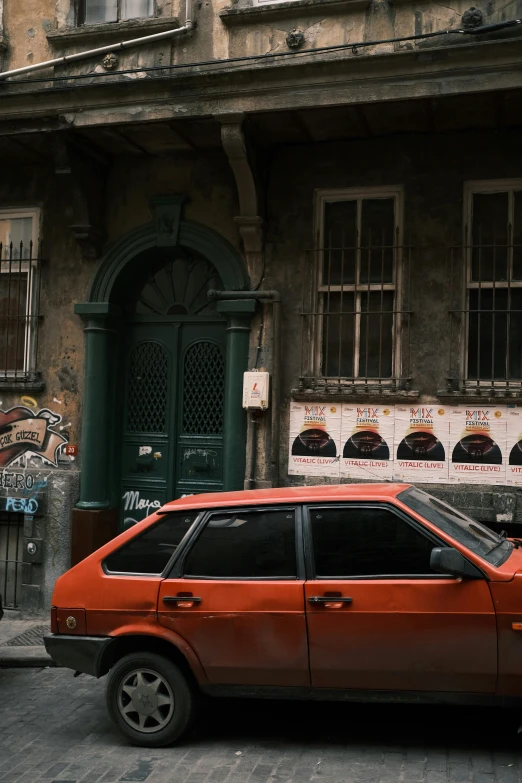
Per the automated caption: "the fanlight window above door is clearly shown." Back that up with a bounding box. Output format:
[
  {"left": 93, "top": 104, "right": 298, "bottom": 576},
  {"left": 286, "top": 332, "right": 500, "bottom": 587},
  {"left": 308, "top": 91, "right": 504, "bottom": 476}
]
[{"left": 131, "top": 254, "right": 223, "bottom": 316}]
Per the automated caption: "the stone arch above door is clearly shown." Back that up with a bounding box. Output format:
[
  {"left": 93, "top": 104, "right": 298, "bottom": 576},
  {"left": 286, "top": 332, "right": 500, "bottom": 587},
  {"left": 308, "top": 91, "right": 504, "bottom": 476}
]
[{"left": 89, "top": 218, "right": 249, "bottom": 304}]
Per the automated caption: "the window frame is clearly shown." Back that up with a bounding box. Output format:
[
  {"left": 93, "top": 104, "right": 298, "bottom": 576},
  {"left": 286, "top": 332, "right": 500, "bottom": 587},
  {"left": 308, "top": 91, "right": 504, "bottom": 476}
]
[
  {"left": 0, "top": 207, "right": 41, "bottom": 378},
  {"left": 78, "top": 0, "right": 154, "bottom": 25},
  {"left": 102, "top": 510, "right": 202, "bottom": 577},
  {"left": 462, "top": 179, "right": 522, "bottom": 385},
  {"left": 168, "top": 505, "right": 304, "bottom": 581},
  {"left": 303, "top": 502, "right": 459, "bottom": 580},
  {"left": 312, "top": 186, "right": 404, "bottom": 383}
]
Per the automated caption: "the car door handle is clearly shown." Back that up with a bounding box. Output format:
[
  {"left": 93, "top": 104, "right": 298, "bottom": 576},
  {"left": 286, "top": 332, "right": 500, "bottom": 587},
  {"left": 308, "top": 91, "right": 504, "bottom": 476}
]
[
  {"left": 162, "top": 595, "right": 202, "bottom": 608},
  {"left": 308, "top": 596, "right": 353, "bottom": 605}
]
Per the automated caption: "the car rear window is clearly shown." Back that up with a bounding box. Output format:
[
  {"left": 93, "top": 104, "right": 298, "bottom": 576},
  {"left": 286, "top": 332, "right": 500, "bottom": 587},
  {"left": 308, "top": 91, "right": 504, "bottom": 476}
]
[
  {"left": 104, "top": 511, "right": 198, "bottom": 575},
  {"left": 398, "top": 487, "right": 512, "bottom": 567}
]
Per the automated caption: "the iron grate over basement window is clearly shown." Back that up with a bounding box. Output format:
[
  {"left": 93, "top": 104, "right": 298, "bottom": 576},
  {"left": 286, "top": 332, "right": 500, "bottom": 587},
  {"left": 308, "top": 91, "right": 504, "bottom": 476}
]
[
  {"left": 298, "top": 189, "right": 413, "bottom": 395},
  {"left": 0, "top": 240, "right": 43, "bottom": 386},
  {"left": 446, "top": 183, "right": 522, "bottom": 397}
]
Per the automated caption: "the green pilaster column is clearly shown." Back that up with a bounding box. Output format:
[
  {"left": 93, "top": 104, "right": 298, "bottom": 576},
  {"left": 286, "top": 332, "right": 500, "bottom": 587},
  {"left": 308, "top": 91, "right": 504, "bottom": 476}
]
[
  {"left": 74, "top": 302, "right": 121, "bottom": 509},
  {"left": 217, "top": 300, "right": 256, "bottom": 491}
]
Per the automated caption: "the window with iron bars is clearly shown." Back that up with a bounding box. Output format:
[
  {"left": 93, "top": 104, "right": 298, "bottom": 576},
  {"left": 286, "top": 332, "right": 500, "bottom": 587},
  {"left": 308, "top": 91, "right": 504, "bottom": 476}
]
[
  {"left": 79, "top": 0, "right": 153, "bottom": 25},
  {"left": 299, "top": 187, "right": 412, "bottom": 393},
  {"left": 0, "top": 210, "right": 42, "bottom": 385},
  {"left": 447, "top": 181, "right": 522, "bottom": 394}
]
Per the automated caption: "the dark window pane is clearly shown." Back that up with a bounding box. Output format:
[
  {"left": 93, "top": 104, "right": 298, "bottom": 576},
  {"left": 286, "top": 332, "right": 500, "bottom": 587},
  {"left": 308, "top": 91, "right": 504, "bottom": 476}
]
[
  {"left": 310, "top": 506, "right": 435, "bottom": 577},
  {"left": 322, "top": 292, "right": 354, "bottom": 377},
  {"left": 399, "top": 487, "right": 510, "bottom": 567},
  {"left": 184, "top": 509, "right": 296, "bottom": 578},
  {"left": 0, "top": 273, "right": 28, "bottom": 372},
  {"left": 323, "top": 201, "right": 356, "bottom": 285},
  {"left": 513, "top": 191, "right": 522, "bottom": 280},
  {"left": 508, "top": 289, "right": 522, "bottom": 378},
  {"left": 358, "top": 291, "right": 394, "bottom": 378},
  {"left": 471, "top": 193, "right": 509, "bottom": 282},
  {"left": 466, "top": 288, "right": 522, "bottom": 380},
  {"left": 360, "top": 199, "right": 395, "bottom": 284},
  {"left": 85, "top": 0, "right": 118, "bottom": 23},
  {"left": 105, "top": 512, "right": 197, "bottom": 574}
]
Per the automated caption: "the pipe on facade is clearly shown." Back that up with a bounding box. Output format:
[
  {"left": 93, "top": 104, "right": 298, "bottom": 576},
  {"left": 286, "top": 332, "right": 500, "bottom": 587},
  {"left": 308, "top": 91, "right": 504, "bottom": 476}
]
[
  {"left": 208, "top": 289, "right": 281, "bottom": 488},
  {"left": 248, "top": 414, "right": 258, "bottom": 489},
  {"left": 0, "top": 0, "right": 194, "bottom": 81}
]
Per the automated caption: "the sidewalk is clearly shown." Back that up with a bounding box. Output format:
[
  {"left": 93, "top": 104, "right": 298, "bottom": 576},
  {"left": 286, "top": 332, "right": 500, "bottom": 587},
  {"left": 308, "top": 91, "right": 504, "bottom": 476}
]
[{"left": 0, "top": 609, "right": 55, "bottom": 667}]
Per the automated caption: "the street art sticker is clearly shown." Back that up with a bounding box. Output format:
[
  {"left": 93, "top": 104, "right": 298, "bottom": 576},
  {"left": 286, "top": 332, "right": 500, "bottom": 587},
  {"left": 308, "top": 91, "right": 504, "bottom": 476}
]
[
  {"left": 0, "top": 407, "right": 68, "bottom": 467},
  {"left": 288, "top": 402, "right": 341, "bottom": 477},
  {"left": 340, "top": 405, "right": 394, "bottom": 480},
  {"left": 506, "top": 408, "right": 522, "bottom": 485},
  {"left": 449, "top": 406, "right": 507, "bottom": 484},
  {"left": 394, "top": 406, "right": 450, "bottom": 483}
]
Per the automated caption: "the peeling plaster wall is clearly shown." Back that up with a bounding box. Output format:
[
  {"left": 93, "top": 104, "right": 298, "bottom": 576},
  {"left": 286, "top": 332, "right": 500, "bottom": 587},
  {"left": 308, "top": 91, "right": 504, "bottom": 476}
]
[
  {"left": 106, "top": 151, "right": 240, "bottom": 250},
  {"left": 259, "top": 128, "right": 522, "bottom": 504},
  {"left": 3, "top": 0, "right": 55, "bottom": 72},
  {"left": 4, "top": 0, "right": 522, "bottom": 76}
]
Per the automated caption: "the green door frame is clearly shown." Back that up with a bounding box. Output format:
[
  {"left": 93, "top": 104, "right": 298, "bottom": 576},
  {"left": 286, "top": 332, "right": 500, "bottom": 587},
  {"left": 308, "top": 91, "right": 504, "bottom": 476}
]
[{"left": 74, "top": 203, "right": 253, "bottom": 525}]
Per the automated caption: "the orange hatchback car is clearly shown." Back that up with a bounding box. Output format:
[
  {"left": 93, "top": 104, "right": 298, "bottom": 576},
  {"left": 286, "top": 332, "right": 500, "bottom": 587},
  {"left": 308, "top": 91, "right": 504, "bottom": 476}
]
[{"left": 45, "top": 484, "right": 522, "bottom": 746}]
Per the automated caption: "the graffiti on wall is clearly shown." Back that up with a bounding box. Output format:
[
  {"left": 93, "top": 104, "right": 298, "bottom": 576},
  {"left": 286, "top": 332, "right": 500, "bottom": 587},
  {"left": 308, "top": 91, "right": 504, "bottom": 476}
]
[{"left": 0, "top": 407, "right": 68, "bottom": 468}]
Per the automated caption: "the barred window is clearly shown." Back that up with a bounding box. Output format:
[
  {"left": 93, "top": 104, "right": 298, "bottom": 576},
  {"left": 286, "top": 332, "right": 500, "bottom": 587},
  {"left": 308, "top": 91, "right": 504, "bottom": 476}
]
[
  {"left": 465, "top": 181, "right": 522, "bottom": 385},
  {"left": 0, "top": 210, "right": 41, "bottom": 381},
  {"left": 81, "top": 0, "right": 153, "bottom": 24},
  {"left": 299, "top": 188, "right": 411, "bottom": 392}
]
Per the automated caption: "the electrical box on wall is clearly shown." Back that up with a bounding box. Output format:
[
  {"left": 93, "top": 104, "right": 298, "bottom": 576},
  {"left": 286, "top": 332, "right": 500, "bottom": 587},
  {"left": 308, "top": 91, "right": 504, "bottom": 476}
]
[{"left": 243, "top": 371, "right": 270, "bottom": 410}]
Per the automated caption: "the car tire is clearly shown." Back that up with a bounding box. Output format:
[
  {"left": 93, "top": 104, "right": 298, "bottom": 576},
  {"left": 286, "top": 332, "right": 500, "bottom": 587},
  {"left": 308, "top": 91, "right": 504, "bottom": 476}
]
[{"left": 106, "top": 652, "right": 199, "bottom": 747}]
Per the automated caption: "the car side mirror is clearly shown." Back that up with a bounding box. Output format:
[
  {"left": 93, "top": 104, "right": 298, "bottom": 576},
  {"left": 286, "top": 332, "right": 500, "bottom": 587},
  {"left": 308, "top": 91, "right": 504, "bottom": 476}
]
[{"left": 430, "top": 547, "right": 482, "bottom": 579}]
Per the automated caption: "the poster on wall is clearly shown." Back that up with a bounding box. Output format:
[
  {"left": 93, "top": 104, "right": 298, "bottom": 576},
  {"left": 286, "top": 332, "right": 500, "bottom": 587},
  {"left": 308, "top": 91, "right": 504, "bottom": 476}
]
[
  {"left": 449, "top": 406, "right": 506, "bottom": 484},
  {"left": 506, "top": 407, "right": 522, "bottom": 485},
  {"left": 288, "top": 402, "right": 341, "bottom": 478},
  {"left": 340, "top": 405, "right": 395, "bottom": 481},
  {"left": 394, "top": 405, "right": 450, "bottom": 483}
]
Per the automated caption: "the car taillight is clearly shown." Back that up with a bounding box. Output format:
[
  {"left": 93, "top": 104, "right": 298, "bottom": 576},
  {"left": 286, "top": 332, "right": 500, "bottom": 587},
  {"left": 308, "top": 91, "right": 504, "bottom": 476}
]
[
  {"left": 55, "top": 608, "right": 87, "bottom": 635},
  {"left": 51, "top": 607, "right": 58, "bottom": 634}
]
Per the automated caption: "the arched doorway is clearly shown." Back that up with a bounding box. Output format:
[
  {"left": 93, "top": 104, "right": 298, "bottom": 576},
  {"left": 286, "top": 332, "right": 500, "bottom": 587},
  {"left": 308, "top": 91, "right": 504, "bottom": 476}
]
[
  {"left": 73, "top": 204, "right": 252, "bottom": 545},
  {"left": 116, "top": 248, "right": 228, "bottom": 525}
]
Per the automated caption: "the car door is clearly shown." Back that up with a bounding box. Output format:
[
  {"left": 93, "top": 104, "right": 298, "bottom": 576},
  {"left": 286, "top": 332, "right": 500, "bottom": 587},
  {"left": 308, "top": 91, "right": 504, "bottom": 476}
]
[
  {"left": 158, "top": 505, "right": 309, "bottom": 687},
  {"left": 304, "top": 503, "right": 497, "bottom": 693}
]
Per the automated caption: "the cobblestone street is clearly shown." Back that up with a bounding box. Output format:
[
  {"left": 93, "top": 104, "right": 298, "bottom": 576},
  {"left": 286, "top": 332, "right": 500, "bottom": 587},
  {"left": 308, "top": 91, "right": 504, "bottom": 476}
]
[{"left": 1, "top": 668, "right": 522, "bottom": 783}]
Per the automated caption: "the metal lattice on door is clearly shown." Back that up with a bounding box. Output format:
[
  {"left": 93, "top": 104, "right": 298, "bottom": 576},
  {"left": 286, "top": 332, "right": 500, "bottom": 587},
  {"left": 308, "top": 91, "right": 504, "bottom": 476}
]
[
  {"left": 183, "top": 341, "right": 225, "bottom": 435},
  {"left": 126, "top": 341, "right": 168, "bottom": 434}
]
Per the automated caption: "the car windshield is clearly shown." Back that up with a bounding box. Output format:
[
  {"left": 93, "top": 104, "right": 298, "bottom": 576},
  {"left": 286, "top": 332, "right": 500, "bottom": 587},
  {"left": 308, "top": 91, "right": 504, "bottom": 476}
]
[{"left": 398, "top": 487, "right": 513, "bottom": 567}]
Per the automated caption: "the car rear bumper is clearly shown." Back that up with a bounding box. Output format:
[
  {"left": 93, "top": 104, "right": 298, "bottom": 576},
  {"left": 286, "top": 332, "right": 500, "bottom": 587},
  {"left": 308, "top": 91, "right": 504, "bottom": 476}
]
[{"left": 44, "top": 634, "right": 112, "bottom": 677}]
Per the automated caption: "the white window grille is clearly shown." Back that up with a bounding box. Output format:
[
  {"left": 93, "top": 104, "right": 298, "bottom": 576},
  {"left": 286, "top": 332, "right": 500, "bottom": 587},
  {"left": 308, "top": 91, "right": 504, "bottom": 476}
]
[
  {"left": 0, "top": 209, "right": 41, "bottom": 381},
  {"left": 299, "top": 187, "right": 412, "bottom": 393},
  {"left": 447, "top": 180, "right": 522, "bottom": 393}
]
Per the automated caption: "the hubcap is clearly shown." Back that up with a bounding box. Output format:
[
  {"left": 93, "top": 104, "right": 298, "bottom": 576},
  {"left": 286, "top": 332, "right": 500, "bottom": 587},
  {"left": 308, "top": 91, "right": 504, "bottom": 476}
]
[{"left": 117, "top": 668, "right": 175, "bottom": 733}]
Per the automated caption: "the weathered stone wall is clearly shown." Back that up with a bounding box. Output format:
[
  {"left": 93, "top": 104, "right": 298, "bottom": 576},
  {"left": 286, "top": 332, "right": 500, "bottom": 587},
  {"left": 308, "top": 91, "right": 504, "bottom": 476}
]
[{"left": 4, "top": 0, "right": 522, "bottom": 77}]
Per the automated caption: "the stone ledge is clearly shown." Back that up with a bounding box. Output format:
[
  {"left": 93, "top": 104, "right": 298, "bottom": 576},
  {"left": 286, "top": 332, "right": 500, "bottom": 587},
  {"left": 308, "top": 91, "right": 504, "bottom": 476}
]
[
  {"left": 292, "top": 387, "right": 419, "bottom": 403},
  {"left": 219, "top": 0, "right": 369, "bottom": 25},
  {"left": 438, "top": 389, "right": 522, "bottom": 404},
  {"left": 47, "top": 17, "right": 180, "bottom": 48}
]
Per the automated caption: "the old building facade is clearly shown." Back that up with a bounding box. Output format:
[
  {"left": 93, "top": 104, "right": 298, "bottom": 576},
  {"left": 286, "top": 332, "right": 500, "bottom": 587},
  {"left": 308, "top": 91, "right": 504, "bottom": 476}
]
[{"left": 0, "top": 0, "right": 521, "bottom": 611}]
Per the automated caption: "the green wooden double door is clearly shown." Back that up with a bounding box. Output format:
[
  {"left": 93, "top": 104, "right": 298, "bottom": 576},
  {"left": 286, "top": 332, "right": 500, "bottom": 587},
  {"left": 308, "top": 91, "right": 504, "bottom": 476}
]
[{"left": 121, "top": 318, "right": 226, "bottom": 527}]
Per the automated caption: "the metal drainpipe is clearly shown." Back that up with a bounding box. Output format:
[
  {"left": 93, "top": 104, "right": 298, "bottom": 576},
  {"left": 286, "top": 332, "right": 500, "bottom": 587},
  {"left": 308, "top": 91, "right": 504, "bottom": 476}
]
[
  {"left": 0, "top": 0, "right": 194, "bottom": 81},
  {"left": 208, "top": 290, "right": 281, "bottom": 488}
]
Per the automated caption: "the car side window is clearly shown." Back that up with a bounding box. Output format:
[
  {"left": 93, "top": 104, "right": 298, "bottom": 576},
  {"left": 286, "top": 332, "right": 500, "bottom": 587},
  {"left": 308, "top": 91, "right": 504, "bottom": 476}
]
[
  {"left": 104, "top": 512, "right": 198, "bottom": 575},
  {"left": 310, "top": 505, "right": 437, "bottom": 578},
  {"left": 183, "top": 508, "right": 297, "bottom": 579}
]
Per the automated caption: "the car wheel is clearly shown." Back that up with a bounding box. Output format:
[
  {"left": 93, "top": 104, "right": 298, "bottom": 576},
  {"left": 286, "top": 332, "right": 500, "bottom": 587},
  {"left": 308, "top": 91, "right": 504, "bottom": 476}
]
[{"left": 106, "top": 652, "right": 198, "bottom": 747}]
